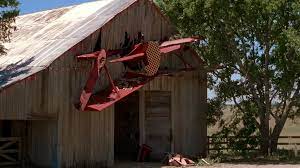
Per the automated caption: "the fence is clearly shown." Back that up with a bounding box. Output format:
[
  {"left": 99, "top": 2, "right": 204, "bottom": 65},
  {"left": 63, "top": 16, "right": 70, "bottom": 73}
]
[
  {"left": 207, "top": 136, "right": 300, "bottom": 154},
  {"left": 0, "top": 137, "right": 22, "bottom": 166}
]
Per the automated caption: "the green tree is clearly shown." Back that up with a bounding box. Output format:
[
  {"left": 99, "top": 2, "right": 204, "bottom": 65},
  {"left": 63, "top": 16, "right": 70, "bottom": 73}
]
[
  {"left": 159, "top": 0, "right": 300, "bottom": 155},
  {"left": 0, "top": 0, "right": 19, "bottom": 55}
]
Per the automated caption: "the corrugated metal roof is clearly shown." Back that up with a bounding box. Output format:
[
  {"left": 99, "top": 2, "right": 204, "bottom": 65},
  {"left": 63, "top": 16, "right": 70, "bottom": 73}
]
[{"left": 0, "top": 0, "right": 138, "bottom": 89}]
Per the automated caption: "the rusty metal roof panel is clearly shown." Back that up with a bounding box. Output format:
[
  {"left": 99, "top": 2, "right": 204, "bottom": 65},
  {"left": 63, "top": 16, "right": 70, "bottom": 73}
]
[{"left": 0, "top": 0, "right": 137, "bottom": 89}]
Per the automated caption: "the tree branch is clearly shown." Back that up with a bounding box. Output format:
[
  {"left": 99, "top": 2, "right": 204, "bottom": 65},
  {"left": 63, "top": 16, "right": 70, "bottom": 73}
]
[
  {"left": 232, "top": 93, "right": 260, "bottom": 128},
  {"left": 270, "top": 89, "right": 279, "bottom": 103},
  {"left": 270, "top": 111, "right": 280, "bottom": 123},
  {"left": 232, "top": 96, "right": 243, "bottom": 112}
]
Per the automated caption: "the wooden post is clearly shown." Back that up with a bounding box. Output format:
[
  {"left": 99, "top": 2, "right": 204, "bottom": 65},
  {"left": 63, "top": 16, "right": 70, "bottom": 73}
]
[
  {"left": 18, "top": 137, "right": 21, "bottom": 166},
  {"left": 207, "top": 136, "right": 210, "bottom": 156}
]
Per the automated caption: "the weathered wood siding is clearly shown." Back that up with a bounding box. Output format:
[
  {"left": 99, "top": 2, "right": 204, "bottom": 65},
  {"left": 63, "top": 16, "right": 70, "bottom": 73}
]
[
  {"left": 140, "top": 71, "right": 207, "bottom": 157},
  {"left": 101, "top": 1, "right": 174, "bottom": 50},
  {"left": 145, "top": 91, "right": 172, "bottom": 159},
  {"left": 28, "top": 120, "right": 57, "bottom": 167},
  {"left": 55, "top": 0, "right": 176, "bottom": 167}
]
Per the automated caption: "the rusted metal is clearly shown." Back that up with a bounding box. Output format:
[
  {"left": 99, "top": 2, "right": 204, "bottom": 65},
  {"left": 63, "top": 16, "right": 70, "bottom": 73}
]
[
  {"left": 77, "top": 49, "right": 126, "bottom": 60},
  {"left": 109, "top": 53, "right": 145, "bottom": 63},
  {"left": 86, "top": 77, "right": 153, "bottom": 112},
  {"left": 160, "top": 44, "right": 182, "bottom": 54},
  {"left": 79, "top": 61, "right": 100, "bottom": 111},
  {"left": 103, "top": 64, "right": 119, "bottom": 96},
  {"left": 78, "top": 50, "right": 108, "bottom": 111},
  {"left": 77, "top": 37, "right": 204, "bottom": 112}
]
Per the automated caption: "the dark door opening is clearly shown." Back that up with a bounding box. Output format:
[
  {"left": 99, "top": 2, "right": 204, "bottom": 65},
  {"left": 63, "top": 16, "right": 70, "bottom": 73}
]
[
  {"left": 114, "top": 92, "right": 140, "bottom": 161},
  {"left": 0, "top": 120, "right": 12, "bottom": 137},
  {"left": 0, "top": 120, "right": 26, "bottom": 166}
]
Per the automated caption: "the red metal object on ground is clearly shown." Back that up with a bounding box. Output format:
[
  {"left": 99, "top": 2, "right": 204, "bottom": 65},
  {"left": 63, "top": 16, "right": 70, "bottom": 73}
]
[
  {"left": 166, "top": 154, "right": 195, "bottom": 166},
  {"left": 76, "top": 36, "right": 204, "bottom": 112},
  {"left": 137, "top": 144, "right": 152, "bottom": 162}
]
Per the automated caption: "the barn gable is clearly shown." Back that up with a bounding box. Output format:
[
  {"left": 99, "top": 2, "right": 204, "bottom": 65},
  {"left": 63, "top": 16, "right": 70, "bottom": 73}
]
[{"left": 0, "top": 0, "right": 173, "bottom": 90}]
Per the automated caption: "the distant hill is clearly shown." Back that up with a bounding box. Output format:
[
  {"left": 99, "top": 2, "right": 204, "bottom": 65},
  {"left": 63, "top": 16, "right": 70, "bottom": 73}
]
[{"left": 208, "top": 105, "right": 300, "bottom": 136}]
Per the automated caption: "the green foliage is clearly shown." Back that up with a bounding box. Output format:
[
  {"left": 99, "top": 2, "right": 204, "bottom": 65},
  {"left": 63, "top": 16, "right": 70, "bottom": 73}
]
[
  {"left": 207, "top": 98, "right": 224, "bottom": 126},
  {"left": 0, "top": 0, "right": 19, "bottom": 55},
  {"left": 160, "top": 0, "right": 300, "bottom": 154}
]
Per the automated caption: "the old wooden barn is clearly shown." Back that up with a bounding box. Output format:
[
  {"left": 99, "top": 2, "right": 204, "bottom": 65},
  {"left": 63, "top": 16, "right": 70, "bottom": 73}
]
[{"left": 0, "top": 0, "right": 207, "bottom": 167}]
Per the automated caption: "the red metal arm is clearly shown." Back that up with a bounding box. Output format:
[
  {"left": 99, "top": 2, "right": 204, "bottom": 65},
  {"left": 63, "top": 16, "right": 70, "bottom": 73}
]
[
  {"left": 79, "top": 62, "right": 101, "bottom": 111},
  {"left": 109, "top": 43, "right": 146, "bottom": 63},
  {"left": 109, "top": 44, "right": 183, "bottom": 63},
  {"left": 77, "top": 51, "right": 102, "bottom": 59},
  {"left": 160, "top": 37, "right": 201, "bottom": 47},
  {"left": 160, "top": 44, "right": 182, "bottom": 54},
  {"left": 109, "top": 53, "right": 145, "bottom": 63},
  {"left": 77, "top": 49, "right": 125, "bottom": 60}
]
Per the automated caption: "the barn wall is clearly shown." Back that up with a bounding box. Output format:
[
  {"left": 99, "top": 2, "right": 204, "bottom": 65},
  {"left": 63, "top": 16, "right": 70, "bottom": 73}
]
[
  {"left": 57, "top": 108, "right": 114, "bottom": 167},
  {"left": 140, "top": 71, "right": 207, "bottom": 157},
  {"left": 0, "top": 71, "right": 58, "bottom": 120},
  {"left": 49, "top": 30, "right": 116, "bottom": 167},
  {"left": 100, "top": 0, "right": 175, "bottom": 49},
  {"left": 28, "top": 120, "right": 58, "bottom": 167},
  {"left": 52, "top": 0, "right": 177, "bottom": 167}
]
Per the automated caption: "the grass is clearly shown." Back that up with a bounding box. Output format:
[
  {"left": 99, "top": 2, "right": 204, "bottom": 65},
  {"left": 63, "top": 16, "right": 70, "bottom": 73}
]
[
  {"left": 208, "top": 106, "right": 300, "bottom": 136},
  {"left": 205, "top": 108, "right": 300, "bottom": 167},
  {"left": 208, "top": 106, "right": 300, "bottom": 158}
]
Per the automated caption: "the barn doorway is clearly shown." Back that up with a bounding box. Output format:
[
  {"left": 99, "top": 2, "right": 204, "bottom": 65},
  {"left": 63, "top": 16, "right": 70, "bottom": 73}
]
[
  {"left": 144, "top": 91, "right": 172, "bottom": 160},
  {"left": 114, "top": 92, "right": 140, "bottom": 161}
]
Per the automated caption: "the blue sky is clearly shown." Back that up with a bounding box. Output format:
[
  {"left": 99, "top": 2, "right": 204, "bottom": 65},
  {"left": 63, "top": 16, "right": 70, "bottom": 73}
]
[{"left": 19, "top": 0, "right": 94, "bottom": 14}]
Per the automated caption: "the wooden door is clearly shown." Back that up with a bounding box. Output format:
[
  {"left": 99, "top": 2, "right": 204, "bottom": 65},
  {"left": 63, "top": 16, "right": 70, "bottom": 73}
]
[{"left": 145, "top": 91, "right": 171, "bottom": 160}]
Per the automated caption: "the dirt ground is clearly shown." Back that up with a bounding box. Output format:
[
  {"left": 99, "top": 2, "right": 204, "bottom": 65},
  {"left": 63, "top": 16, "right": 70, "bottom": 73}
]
[
  {"left": 113, "top": 162, "right": 300, "bottom": 168},
  {"left": 199, "top": 163, "right": 300, "bottom": 168}
]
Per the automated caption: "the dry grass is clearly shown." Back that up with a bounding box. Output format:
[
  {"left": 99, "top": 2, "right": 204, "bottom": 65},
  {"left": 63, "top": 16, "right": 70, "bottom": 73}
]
[{"left": 208, "top": 106, "right": 300, "bottom": 136}]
